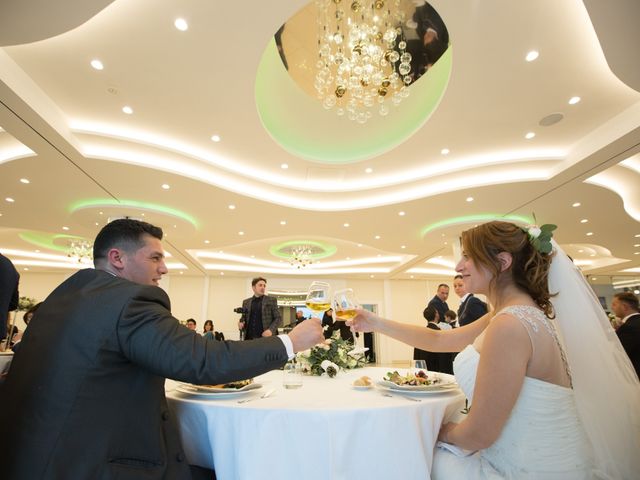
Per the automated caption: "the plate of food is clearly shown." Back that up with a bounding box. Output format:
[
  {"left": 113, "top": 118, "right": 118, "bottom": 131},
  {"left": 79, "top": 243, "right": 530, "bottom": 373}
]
[
  {"left": 377, "top": 370, "right": 457, "bottom": 393},
  {"left": 176, "top": 379, "right": 262, "bottom": 397}
]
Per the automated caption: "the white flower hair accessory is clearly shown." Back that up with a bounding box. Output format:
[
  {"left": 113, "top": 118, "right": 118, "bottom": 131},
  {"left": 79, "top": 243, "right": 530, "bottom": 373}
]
[{"left": 523, "top": 223, "right": 557, "bottom": 254}]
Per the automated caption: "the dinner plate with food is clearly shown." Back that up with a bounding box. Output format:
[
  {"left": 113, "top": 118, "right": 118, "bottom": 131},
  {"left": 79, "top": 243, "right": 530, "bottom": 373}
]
[
  {"left": 377, "top": 370, "right": 458, "bottom": 394},
  {"left": 176, "top": 379, "right": 262, "bottom": 398}
]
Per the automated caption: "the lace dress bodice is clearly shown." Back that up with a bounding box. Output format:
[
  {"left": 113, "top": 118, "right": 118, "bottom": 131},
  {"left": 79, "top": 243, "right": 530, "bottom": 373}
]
[{"left": 432, "top": 306, "right": 593, "bottom": 479}]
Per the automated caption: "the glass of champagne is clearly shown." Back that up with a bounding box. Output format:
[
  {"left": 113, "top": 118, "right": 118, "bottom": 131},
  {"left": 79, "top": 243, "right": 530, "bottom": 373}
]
[
  {"left": 305, "top": 281, "right": 331, "bottom": 315},
  {"left": 333, "top": 288, "right": 359, "bottom": 320}
]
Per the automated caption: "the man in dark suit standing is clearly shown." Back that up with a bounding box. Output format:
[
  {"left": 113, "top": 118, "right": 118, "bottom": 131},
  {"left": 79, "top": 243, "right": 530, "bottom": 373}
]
[
  {"left": 0, "top": 252, "right": 19, "bottom": 349},
  {"left": 0, "top": 219, "right": 323, "bottom": 479},
  {"left": 427, "top": 283, "right": 450, "bottom": 323},
  {"left": 238, "top": 277, "right": 282, "bottom": 340},
  {"left": 453, "top": 274, "right": 488, "bottom": 327},
  {"left": 612, "top": 292, "right": 640, "bottom": 378}
]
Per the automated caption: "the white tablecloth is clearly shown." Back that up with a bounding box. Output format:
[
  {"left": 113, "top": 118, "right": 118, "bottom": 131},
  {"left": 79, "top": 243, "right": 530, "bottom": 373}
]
[{"left": 166, "top": 367, "right": 465, "bottom": 480}]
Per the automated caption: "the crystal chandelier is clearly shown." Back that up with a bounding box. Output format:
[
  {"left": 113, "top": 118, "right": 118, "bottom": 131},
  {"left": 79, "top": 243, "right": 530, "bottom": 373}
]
[
  {"left": 315, "top": 0, "right": 412, "bottom": 123},
  {"left": 67, "top": 240, "right": 93, "bottom": 263},
  {"left": 289, "top": 245, "right": 315, "bottom": 269}
]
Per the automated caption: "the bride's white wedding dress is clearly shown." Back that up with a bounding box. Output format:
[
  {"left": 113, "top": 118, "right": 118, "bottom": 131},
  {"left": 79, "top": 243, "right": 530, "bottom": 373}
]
[{"left": 431, "top": 306, "right": 593, "bottom": 479}]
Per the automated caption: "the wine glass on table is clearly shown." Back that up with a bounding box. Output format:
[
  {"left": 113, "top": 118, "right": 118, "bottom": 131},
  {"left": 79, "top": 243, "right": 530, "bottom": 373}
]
[{"left": 305, "top": 282, "right": 331, "bottom": 317}]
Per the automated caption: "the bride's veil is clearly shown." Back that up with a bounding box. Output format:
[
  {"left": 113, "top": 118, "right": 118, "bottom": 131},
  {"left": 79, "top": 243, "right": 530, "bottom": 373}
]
[{"left": 549, "top": 242, "right": 640, "bottom": 479}]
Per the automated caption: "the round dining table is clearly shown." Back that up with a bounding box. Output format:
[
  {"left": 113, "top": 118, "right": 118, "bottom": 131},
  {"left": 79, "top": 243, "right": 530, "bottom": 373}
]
[{"left": 166, "top": 366, "right": 466, "bottom": 480}]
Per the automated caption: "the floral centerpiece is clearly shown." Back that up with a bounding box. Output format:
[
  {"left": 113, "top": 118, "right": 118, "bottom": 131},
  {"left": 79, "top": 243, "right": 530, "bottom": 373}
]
[{"left": 297, "top": 333, "right": 368, "bottom": 378}]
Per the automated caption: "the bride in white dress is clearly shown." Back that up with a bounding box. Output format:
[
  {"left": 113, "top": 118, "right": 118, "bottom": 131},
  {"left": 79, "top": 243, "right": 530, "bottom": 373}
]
[{"left": 349, "top": 221, "right": 640, "bottom": 479}]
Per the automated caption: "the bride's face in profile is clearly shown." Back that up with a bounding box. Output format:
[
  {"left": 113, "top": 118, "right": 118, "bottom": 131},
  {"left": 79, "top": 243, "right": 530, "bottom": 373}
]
[{"left": 455, "top": 252, "right": 492, "bottom": 295}]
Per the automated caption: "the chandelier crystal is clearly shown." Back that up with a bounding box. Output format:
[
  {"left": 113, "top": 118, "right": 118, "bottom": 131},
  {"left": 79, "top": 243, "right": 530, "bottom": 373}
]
[
  {"left": 315, "top": 0, "right": 411, "bottom": 123},
  {"left": 67, "top": 240, "right": 93, "bottom": 263},
  {"left": 289, "top": 245, "right": 316, "bottom": 269}
]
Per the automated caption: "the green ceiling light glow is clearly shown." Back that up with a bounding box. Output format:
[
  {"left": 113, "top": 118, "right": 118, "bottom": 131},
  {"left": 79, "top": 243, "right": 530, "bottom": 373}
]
[
  {"left": 421, "top": 214, "right": 535, "bottom": 237},
  {"left": 70, "top": 199, "right": 198, "bottom": 228},
  {"left": 255, "top": 38, "right": 452, "bottom": 164},
  {"left": 269, "top": 240, "right": 337, "bottom": 260},
  {"left": 19, "top": 231, "right": 88, "bottom": 252}
]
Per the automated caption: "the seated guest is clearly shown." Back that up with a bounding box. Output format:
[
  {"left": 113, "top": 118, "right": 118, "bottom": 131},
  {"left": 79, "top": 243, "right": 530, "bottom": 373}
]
[
  {"left": 186, "top": 318, "right": 197, "bottom": 331},
  {"left": 202, "top": 319, "right": 215, "bottom": 339},
  {"left": 443, "top": 309, "right": 458, "bottom": 329},
  {"left": 414, "top": 305, "right": 453, "bottom": 374}
]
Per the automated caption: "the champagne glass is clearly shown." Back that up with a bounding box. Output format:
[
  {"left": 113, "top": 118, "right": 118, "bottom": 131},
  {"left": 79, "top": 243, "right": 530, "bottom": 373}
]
[
  {"left": 333, "top": 288, "right": 359, "bottom": 320},
  {"left": 411, "top": 359, "right": 428, "bottom": 376},
  {"left": 305, "top": 281, "right": 331, "bottom": 315}
]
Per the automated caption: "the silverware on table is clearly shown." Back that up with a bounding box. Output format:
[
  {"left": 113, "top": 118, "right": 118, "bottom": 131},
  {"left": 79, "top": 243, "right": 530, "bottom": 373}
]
[
  {"left": 381, "top": 392, "right": 422, "bottom": 402},
  {"left": 237, "top": 388, "right": 275, "bottom": 404}
]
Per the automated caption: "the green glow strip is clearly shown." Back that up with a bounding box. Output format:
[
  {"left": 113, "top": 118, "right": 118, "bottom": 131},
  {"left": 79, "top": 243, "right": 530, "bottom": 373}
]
[
  {"left": 421, "top": 213, "right": 535, "bottom": 237},
  {"left": 70, "top": 199, "right": 198, "bottom": 228},
  {"left": 19, "top": 231, "right": 88, "bottom": 252}
]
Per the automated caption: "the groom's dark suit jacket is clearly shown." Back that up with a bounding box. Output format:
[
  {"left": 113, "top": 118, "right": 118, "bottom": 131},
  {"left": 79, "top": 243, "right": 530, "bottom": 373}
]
[
  {"left": 457, "top": 294, "right": 488, "bottom": 327},
  {"left": 617, "top": 312, "right": 640, "bottom": 378},
  {"left": 0, "top": 269, "right": 288, "bottom": 480}
]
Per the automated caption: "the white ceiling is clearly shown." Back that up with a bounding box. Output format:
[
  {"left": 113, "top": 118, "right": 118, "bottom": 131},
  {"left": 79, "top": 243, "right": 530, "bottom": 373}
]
[{"left": 0, "top": 0, "right": 639, "bottom": 289}]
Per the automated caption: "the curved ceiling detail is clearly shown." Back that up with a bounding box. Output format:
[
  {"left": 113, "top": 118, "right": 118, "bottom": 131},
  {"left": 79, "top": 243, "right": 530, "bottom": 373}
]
[
  {"left": 255, "top": 39, "right": 452, "bottom": 163},
  {"left": 585, "top": 162, "right": 640, "bottom": 222}
]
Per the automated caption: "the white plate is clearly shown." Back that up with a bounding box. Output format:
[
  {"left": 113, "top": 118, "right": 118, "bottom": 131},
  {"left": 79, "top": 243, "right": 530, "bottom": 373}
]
[
  {"left": 377, "top": 383, "right": 459, "bottom": 396},
  {"left": 176, "top": 383, "right": 262, "bottom": 398},
  {"left": 378, "top": 378, "right": 457, "bottom": 392}
]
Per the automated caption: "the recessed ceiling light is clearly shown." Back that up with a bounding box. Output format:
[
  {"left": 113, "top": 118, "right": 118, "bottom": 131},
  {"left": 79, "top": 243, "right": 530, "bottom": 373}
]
[
  {"left": 19, "top": 178, "right": 30, "bottom": 184},
  {"left": 365, "top": 167, "right": 373, "bottom": 174},
  {"left": 589, "top": 254, "right": 596, "bottom": 257},
  {"left": 374, "top": 235, "right": 380, "bottom": 239},
  {"left": 141, "top": 213, "right": 145, "bottom": 217},
  {"left": 343, "top": 223, "right": 350, "bottom": 227},
  {"left": 173, "top": 225, "right": 177, "bottom": 229},
  {"left": 99, "top": 211, "right": 103, "bottom": 215},
  {"left": 280, "top": 163, "right": 288, "bottom": 169},
  {"left": 525, "top": 50, "right": 539, "bottom": 62},
  {"left": 23, "top": 267, "right": 29, "bottom": 271},
  {"left": 466, "top": 197, "right": 474, "bottom": 202},
  {"left": 398, "top": 211, "right": 406, "bottom": 216},
  {"left": 220, "top": 272, "right": 225, "bottom": 275},
  {"left": 634, "top": 289, "right": 640, "bottom": 295},
  {"left": 250, "top": 255, "right": 255, "bottom": 258},
  {"left": 634, "top": 252, "right": 640, "bottom": 255},
  {"left": 578, "top": 249, "right": 584, "bottom": 253},
  {"left": 634, "top": 244, "right": 640, "bottom": 248},
  {"left": 228, "top": 204, "right": 236, "bottom": 210},
  {"left": 62, "top": 226, "right": 69, "bottom": 231},
  {"left": 122, "top": 106, "right": 133, "bottom": 115},
  {"left": 525, "top": 132, "right": 536, "bottom": 139},
  {"left": 90, "top": 59, "right": 104, "bottom": 70},
  {"left": 401, "top": 245, "right": 406, "bottom": 249},
  {"left": 95, "top": 222, "right": 99, "bottom": 226},
  {"left": 279, "top": 220, "right": 287, "bottom": 226},
  {"left": 591, "top": 277, "right": 597, "bottom": 281},
  {"left": 161, "top": 184, "right": 170, "bottom": 190},
  {"left": 357, "top": 243, "right": 363, "bottom": 247},
  {"left": 635, "top": 234, "right": 640, "bottom": 238},
  {"left": 174, "top": 18, "right": 189, "bottom": 31},
  {"left": 441, "top": 148, "right": 450, "bottom": 155},
  {"left": 370, "top": 275, "right": 375, "bottom": 278},
  {"left": 5, "top": 197, "right": 14, "bottom": 203},
  {"left": 586, "top": 232, "right": 593, "bottom": 236},
  {"left": 210, "top": 134, "right": 221, "bottom": 142},
  {"left": 410, "top": 275, "right": 414, "bottom": 279},
  {"left": 568, "top": 96, "right": 581, "bottom": 105},
  {"left": 238, "top": 231, "right": 244, "bottom": 236},
  {"left": 580, "top": 219, "right": 588, "bottom": 223},
  {"left": 204, "top": 240, "right": 210, "bottom": 244},
  {"left": 572, "top": 202, "right": 581, "bottom": 207}
]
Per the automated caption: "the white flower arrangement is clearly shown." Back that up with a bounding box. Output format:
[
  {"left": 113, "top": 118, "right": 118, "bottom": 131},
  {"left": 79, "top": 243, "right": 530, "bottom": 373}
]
[{"left": 297, "top": 333, "right": 367, "bottom": 377}]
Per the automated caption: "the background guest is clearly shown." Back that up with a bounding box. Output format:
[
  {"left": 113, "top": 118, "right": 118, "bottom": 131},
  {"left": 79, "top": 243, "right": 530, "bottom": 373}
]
[
  {"left": 414, "top": 305, "right": 453, "bottom": 374},
  {"left": 444, "top": 310, "right": 458, "bottom": 329},
  {"left": 0, "top": 252, "right": 20, "bottom": 351},
  {"left": 238, "top": 277, "right": 282, "bottom": 339},
  {"left": 428, "top": 283, "right": 450, "bottom": 322},
  {"left": 186, "top": 318, "right": 197, "bottom": 331},
  {"left": 453, "top": 274, "right": 488, "bottom": 326},
  {"left": 612, "top": 292, "right": 640, "bottom": 377}
]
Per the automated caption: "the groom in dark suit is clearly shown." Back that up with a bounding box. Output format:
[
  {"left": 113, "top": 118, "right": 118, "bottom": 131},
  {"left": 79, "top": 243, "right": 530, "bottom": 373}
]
[
  {"left": 612, "top": 292, "right": 640, "bottom": 377},
  {"left": 0, "top": 219, "right": 323, "bottom": 479},
  {"left": 453, "top": 275, "right": 488, "bottom": 327}
]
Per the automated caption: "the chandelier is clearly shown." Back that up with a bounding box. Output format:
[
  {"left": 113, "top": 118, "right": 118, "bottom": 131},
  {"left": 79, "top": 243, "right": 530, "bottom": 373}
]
[
  {"left": 67, "top": 240, "right": 93, "bottom": 263},
  {"left": 289, "top": 245, "right": 315, "bottom": 269},
  {"left": 315, "top": 0, "right": 412, "bottom": 123}
]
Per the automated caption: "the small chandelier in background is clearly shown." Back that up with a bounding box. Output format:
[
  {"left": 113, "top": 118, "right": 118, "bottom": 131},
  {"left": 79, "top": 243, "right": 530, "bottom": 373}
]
[
  {"left": 289, "top": 245, "right": 315, "bottom": 269},
  {"left": 67, "top": 240, "right": 93, "bottom": 263},
  {"left": 315, "top": 0, "right": 412, "bottom": 123}
]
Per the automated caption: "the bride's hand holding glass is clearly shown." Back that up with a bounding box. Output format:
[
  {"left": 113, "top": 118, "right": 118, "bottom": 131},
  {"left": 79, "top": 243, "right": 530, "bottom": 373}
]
[{"left": 346, "top": 308, "right": 379, "bottom": 333}]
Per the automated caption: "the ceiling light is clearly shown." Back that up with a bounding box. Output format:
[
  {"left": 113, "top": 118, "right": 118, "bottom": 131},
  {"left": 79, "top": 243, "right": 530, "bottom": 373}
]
[
  {"left": 466, "top": 197, "right": 474, "bottom": 202},
  {"left": 343, "top": 223, "right": 350, "bottom": 227},
  {"left": 174, "top": 18, "right": 188, "bottom": 31},
  {"left": 572, "top": 202, "right": 581, "bottom": 207},
  {"left": 210, "top": 134, "right": 221, "bottom": 142},
  {"left": 365, "top": 168, "right": 373, "bottom": 174},
  {"left": 580, "top": 219, "right": 588, "bottom": 223},
  {"left": 401, "top": 245, "right": 406, "bottom": 249},
  {"left": 228, "top": 204, "right": 236, "bottom": 210},
  {"left": 635, "top": 234, "right": 640, "bottom": 238},
  {"left": 122, "top": 106, "right": 133, "bottom": 115},
  {"left": 370, "top": 275, "right": 375, "bottom": 278},
  {"left": 591, "top": 277, "right": 597, "bottom": 281},
  {"left": 90, "top": 59, "right": 104, "bottom": 70},
  {"left": 634, "top": 244, "right": 640, "bottom": 248},
  {"left": 634, "top": 289, "right": 640, "bottom": 295},
  {"left": 586, "top": 232, "right": 593, "bottom": 236},
  {"left": 525, "top": 50, "right": 539, "bottom": 62},
  {"left": 525, "top": 132, "right": 536, "bottom": 140},
  {"left": 568, "top": 96, "right": 581, "bottom": 105},
  {"left": 238, "top": 231, "right": 244, "bottom": 236},
  {"left": 220, "top": 272, "right": 225, "bottom": 276},
  {"left": 94, "top": 222, "right": 99, "bottom": 226},
  {"left": 23, "top": 267, "right": 29, "bottom": 271},
  {"left": 441, "top": 148, "right": 450, "bottom": 155},
  {"left": 410, "top": 275, "right": 414, "bottom": 279},
  {"left": 578, "top": 249, "right": 584, "bottom": 253},
  {"left": 357, "top": 243, "right": 363, "bottom": 247},
  {"left": 398, "top": 211, "right": 405, "bottom": 216},
  {"left": 62, "top": 226, "right": 69, "bottom": 231},
  {"left": 161, "top": 184, "right": 170, "bottom": 190},
  {"left": 5, "top": 197, "right": 14, "bottom": 203},
  {"left": 280, "top": 163, "right": 288, "bottom": 169},
  {"left": 315, "top": 1, "right": 414, "bottom": 123},
  {"left": 635, "top": 252, "right": 640, "bottom": 255},
  {"left": 280, "top": 220, "right": 286, "bottom": 225},
  {"left": 204, "top": 240, "right": 210, "bottom": 244},
  {"left": 19, "top": 178, "right": 30, "bottom": 184},
  {"left": 374, "top": 235, "right": 380, "bottom": 240}
]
